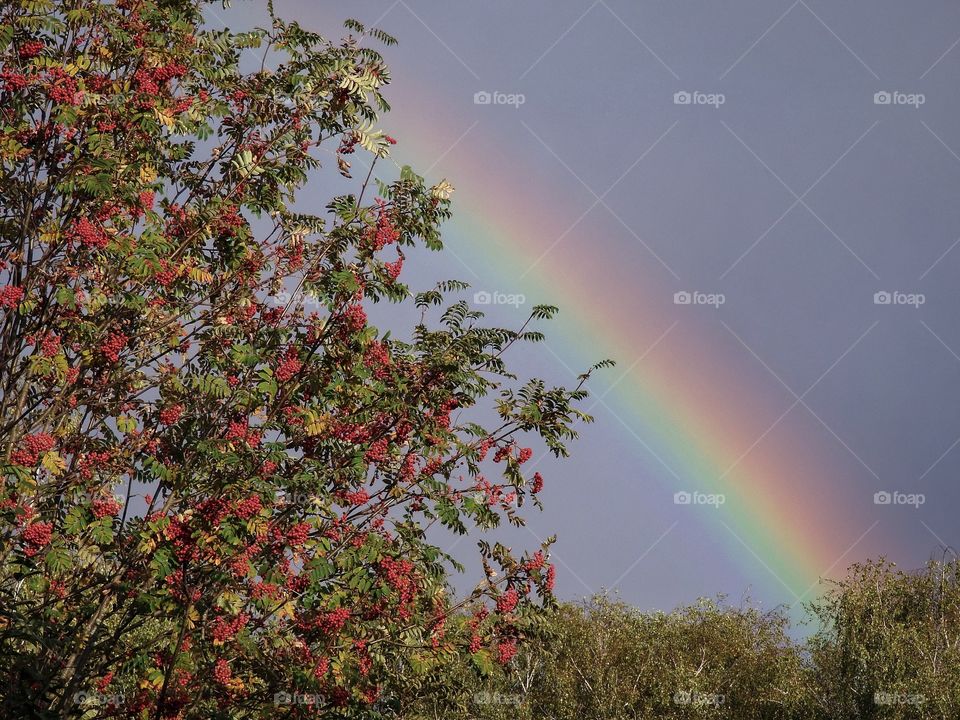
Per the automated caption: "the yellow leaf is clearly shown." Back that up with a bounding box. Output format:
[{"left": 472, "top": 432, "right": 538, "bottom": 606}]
[
  {"left": 139, "top": 669, "right": 164, "bottom": 690},
  {"left": 431, "top": 179, "right": 454, "bottom": 199},
  {"left": 137, "top": 537, "right": 157, "bottom": 555},
  {"left": 139, "top": 165, "right": 158, "bottom": 184},
  {"left": 52, "top": 354, "right": 68, "bottom": 381},
  {"left": 305, "top": 412, "right": 330, "bottom": 437},
  {"left": 246, "top": 517, "right": 268, "bottom": 536},
  {"left": 277, "top": 601, "right": 296, "bottom": 620},
  {"left": 41, "top": 451, "right": 66, "bottom": 476},
  {"left": 305, "top": 421, "right": 327, "bottom": 436},
  {"left": 189, "top": 267, "right": 213, "bottom": 284},
  {"left": 217, "top": 592, "right": 244, "bottom": 613},
  {"left": 153, "top": 107, "right": 175, "bottom": 130}
]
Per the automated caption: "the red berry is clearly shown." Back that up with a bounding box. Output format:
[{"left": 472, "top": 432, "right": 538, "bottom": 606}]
[{"left": 0, "top": 285, "right": 24, "bottom": 308}]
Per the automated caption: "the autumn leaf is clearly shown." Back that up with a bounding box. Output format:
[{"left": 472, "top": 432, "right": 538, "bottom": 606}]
[{"left": 41, "top": 451, "right": 66, "bottom": 476}]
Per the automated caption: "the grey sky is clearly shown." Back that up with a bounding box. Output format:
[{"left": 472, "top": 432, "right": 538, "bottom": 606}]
[{"left": 230, "top": 1, "right": 960, "bottom": 620}]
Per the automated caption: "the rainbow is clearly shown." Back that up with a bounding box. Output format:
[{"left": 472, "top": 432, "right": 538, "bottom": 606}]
[{"left": 382, "top": 84, "right": 882, "bottom": 606}]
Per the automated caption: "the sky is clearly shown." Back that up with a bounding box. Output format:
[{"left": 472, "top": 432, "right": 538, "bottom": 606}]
[{"left": 227, "top": 1, "right": 960, "bottom": 623}]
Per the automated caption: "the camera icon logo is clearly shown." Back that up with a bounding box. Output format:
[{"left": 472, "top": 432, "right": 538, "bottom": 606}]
[
  {"left": 674, "top": 291, "right": 692, "bottom": 305},
  {"left": 674, "top": 491, "right": 692, "bottom": 505},
  {"left": 473, "top": 290, "right": 492, "bottom": 305},
  {"left": 474, "top": 91, "right": 492, "bottom": 105},
  {"left": 874, "top": 491, "right": 892, "bottom": 505},
  {"left": 874, "top": 91, "right": 892, "bottom": 105},
  {"left": 873, "top": 291, "right": 891, "bottom": 305},
  {"left": 674, "top": 91, "right": 692, "bottom": 105},
  {"left": 274, "top": 692, "right": 293, "bottom": 705}
]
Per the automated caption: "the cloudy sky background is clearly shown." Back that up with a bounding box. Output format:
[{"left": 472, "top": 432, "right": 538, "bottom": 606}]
[{"left": 229, "top": 1, "right": 960, "bottom": 623}]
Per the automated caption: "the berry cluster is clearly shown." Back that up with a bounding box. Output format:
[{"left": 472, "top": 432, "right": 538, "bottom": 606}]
[
  {"left": 496, "top": 639, "right": 518, "bottom": 665},
  {"left": 212, "top": 659, "right": 232, "bottom": 686},
  {"left": 39, "top": 332, "right": 60, "bottom": 357},
  {"left": 70, "top": 218, "right": 109, "bottom": 250},
  {"left": 496, "top": 588, "right": 519, "bottom": 615},
  {"left": 211, "top": 612, "right": 250, "bottom": 644},
  {"left": 340, "top": 304, "right": 367, "bottom": 335},
  {"left": 532, "top": 472, "right": 544, "bottom": 493},
  {"left": 225, "top": 420, "right": 261, "bottom": 448},
  {"left": 286, "top": 522, "right": 310, "bottom": 548},
  {"left": 46, "top": 67, "right": 79, "bottom": 105},
  {"left": 0, "top": 68, "right": 30, "bottom": 92},
  {"left": 367, "top": 203, "right": 400, "bottom": 251},
  {"left": 18, "top": 40, "right": 44, "bottom": 59},
  {"left": 11, "top": 433, "right": 55, "bottom": 466},
  {"left": 344, "top": 489, "right": 370, "bottom": 506},
  {"left": 0, "top": 285, "right": 24, "bottom": 308},
  {"left": 274, "top": 348, "right": 302, "bottom": 383},
  {"left": 22, "top": 521, "right": 53, "bottom": 556},
  {"left": 234, "top": 495, "right": 262, "bottom": 519},
  {"left": 92, "top": 497, "right": 122, "bottom": 519},
  {"left": 159, "top": 404, "right": 183, "bottom": 425},
  {"left": 314, "top": 607, "right": 350, "bottom": 635},
  {"left": 77, "top": 451, "right": 112, "bottom": 480},
  {"left": 100, "top": 331, "right": 128, "bottom": 363}
]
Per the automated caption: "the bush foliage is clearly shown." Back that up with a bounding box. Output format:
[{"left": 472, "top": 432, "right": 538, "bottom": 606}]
[{"left": 417, "top": 559, "right": 960, "bottom": 720}]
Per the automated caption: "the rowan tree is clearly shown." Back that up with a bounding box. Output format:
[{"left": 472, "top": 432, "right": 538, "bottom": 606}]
[{"left": 0, "top": 1, "right": 602, "bottom": 717}]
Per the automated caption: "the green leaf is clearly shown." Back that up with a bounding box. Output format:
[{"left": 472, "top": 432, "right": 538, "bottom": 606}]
[
  {"left": 45, "top": 548, "right": 73, "bottom": 573},
  {"left": 64, "top": 506, "right": 88, "bottom": 535},
  {"left": 89, "top": 521, "right": 114, "bottom": 546},
  {"left": 116, "top": 415, "right": 137, "bottom": 434},
  {"left": 471, "top": 650, "right": 494, "bottom": 676}
]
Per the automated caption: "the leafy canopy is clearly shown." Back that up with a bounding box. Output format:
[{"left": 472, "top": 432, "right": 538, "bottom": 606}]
[{"left": 0, "top": 1, "right": 605, "bottom": 717}]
